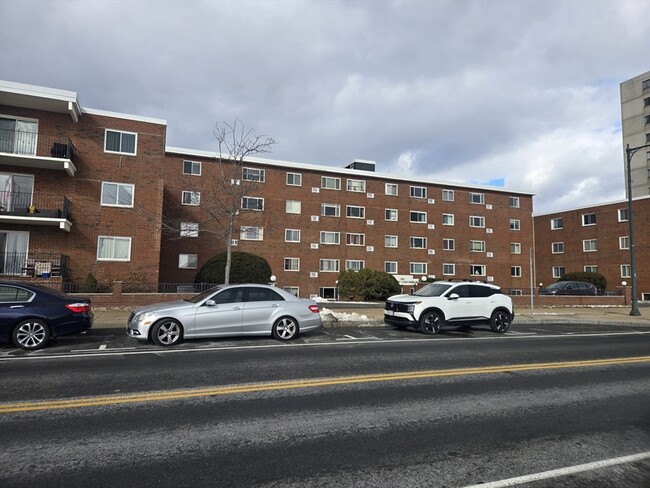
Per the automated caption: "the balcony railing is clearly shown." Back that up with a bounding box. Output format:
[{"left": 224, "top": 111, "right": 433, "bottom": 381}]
[
  {"left": 0, "top": 252, "right": 68, "bottom": 278},
  {"left": 0, "top": 191, "right": 70, "bottom": 219},
  {"left": 0, "top": 128, "right": 75, "bottom": 161}
]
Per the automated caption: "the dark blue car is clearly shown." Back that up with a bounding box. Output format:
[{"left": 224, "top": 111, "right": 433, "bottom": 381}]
[{"left": 0, "top": 281, "right": 93, "bottom": 350}]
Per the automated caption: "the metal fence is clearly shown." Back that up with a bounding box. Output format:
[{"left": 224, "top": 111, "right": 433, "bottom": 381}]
[{"left": 61, "top": 282, "right": 218, "bottom": 294}]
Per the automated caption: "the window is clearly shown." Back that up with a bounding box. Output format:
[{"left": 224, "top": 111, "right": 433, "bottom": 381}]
[
  {"left": 385, "top": 209, "right": 398, "bottom": 221},
  {"left": 442, "top": 189, "right": 454, "bottom": 201},
  {"left": 240, "top": 226, "right": 263, "bottom": 240},
  {"left": 509, "top": 196, "right": 520, "bottom": 208},
  {"left": 510, "top": 290, "right": 523, "bottom": 296},
  {"left": 345, "top": 260, "right": 365, "bottom": 271},
  {"left": 470, "top": 192, "right": 484, "bottom": 204},
  {"left": 443, "top": 238, "right": 455, "bottom": 251},
  {"left": 552, "top": 266, "right": 565, "bottom": 278},
  {"left": 242, "top": 196, "right": 264, "bottom": 211},
  {"left": 183, "top": 160, "right": 201, "bottom": 175},
  {"left": 385, "top": 261, "right": 398, "bottom": 274},
  {"left": 346, "top": 205, "right": 365, "bottom": 218},
  {"left": 410, "top": 186, "right": 427, "bottom": 198},
  {"left": 286, "top": 200, "right": 301, "bottom": 214},
  {"left": 385, "top": 183, "right": 398, "bottom": 196},
  {"left": 511, "top": 266, "right": 521, "bottom": 277},
  {"left": 410, "top": 237, "right": 427, "bottom": 249},
  {"left": 320, "top": 231, "right": 340, "bottom": 245},
  {"left": 443, "top": 263, "right": 455, "bottom": 275},
  {"left": 470, "top": 264, "right": 486, "bottom": 276},
  {"left": 470, "top": 240, "right": 485, "bottom": 252},
  {"left": 410, "top": 262, "right": 427, "bottom": 274},
  {"left": 618, "top": 208, "right": 628, "bottom": 222},
  {"left": 644, "top": 79, "right": 650, "bottom": 91},
  {"left": 97, "top": 236, "right": 131, "bottom": 261},
  {"left": 619, "top": 236, "right": 629, "bottom": 250},
  {"left": 178, "top": 254, "right": 197, "bottom": 269},
  {"left": 469, "top": 216, "right": 485, "bottom": 228},
  {"left": 283, "top": 286, "right": 299, "bottom": 296},
  {"left": 385, "top": 235, "right": 398, "bottom": 248},
  {"left": 242, "top": 167, "right": 265, "bottom": 182},
  {"left": 583, "top": 239, "right": 597, "bottom": 252},
  {"left": 284, "top": 258, "right": 300, "bottom": 271},
  {"left": 552, "top": 242, "right": 564, "bottom": 254},
  {"left": 321, "top": 203, "right": 340, "bottom": 217},
  {"left": 410, "top": 211, "right": 427, "bottom": 223},
  {"left": 319, "top": 259, "right": 340, "bottom": 272},
  {"left": 285, "top": 229, "right": 300, "bottom": 243},
  {"left": 347, "top": 179, "right": 366, "bottom": 192},
  {"left": 582, "top": 213, "right": 596, "bottom": 226},
  {"left": 182, "top": 191, "right": 200, "bottom": 206},
  {"left": 346, "top": 233, "right": 365, "bottom": 246},
  {"left": 551, "top": 218, "right": 563, "bottom": 230},
  {"left": 180, "top": 222, "right": 199, "bottom": 237},
  {"left": 321, "top": 176, "right": 341, "bottom": 190},
  {"left": 621, "top": 265, "right": 631, "bottom": 278},
  {"left": 646, "top": 115, "right": 650, "bottom": 125},
  {"left": 104, "top": 129, "right": 136, "bottom": 155},
  {"left": 442, "top": 213, "right": 454, "bottom": 225},
  {"left": 286, "top": 172, "right": 302, "bottom": 186},
  {"left": 0, "top": 117, "right": 38, "bottom": 155},
  {"left": 101, "top": 182, "right": 134, "bottom": 207},
  {"left": 510, "top": 242, "right": 521, "bottom": 254},
  {"left": 510, "top": 219, "right": 520, "bottom": 231},
  {"left": 584, "top": 265, "right": 598, "bottom": 273}
]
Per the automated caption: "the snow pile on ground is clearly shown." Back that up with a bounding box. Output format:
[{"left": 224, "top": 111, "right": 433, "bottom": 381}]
[{"left": 319, "top": 307, "right": 369, "bottom": 322}]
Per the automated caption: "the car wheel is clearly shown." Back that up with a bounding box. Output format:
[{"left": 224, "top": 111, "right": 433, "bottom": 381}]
[
  {"left": 272, "top": 317, "right": 298, "bottom": 341},
  {"left": 420, "top": 310, "right": 443, "bottom": 335},
  {"left": 151, "top": 319, "right": 183, "bottom": 346},
  {"left": 490, "top": 310, "right": 512, "bottom": 333},
  {"left": 13, "top": 319, "right": 51, "bottom": 350}
]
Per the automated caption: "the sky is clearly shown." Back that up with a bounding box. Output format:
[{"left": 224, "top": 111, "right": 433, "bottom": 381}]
[{"left": 1, "top": 0, "right": 649, "bottom": 214}]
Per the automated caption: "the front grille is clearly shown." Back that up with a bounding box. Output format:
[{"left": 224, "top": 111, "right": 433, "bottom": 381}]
[
  {"left": 127, "top": 311, "right": 135, "bottom": 323},
  {"left": 385, "top": 302, "right": 410, "bottom": 313}
]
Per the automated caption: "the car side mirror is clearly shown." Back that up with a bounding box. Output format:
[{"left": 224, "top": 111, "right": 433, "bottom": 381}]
[
  {"left": 205, "top": 299, "right": 216, "bottom": 307},
  {"left": 448, "top": 293, "right": 459, "bottom": 300}
]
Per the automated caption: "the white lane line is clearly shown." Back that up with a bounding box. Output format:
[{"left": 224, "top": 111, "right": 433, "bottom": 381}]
[
  {"left": 99, "top": 345, "right": 107, "bottom": 350},
  {"left": 462, "top": 451, "right": 650, "bottom": 488},
  {"left": 69, "top": 347, "right": 136, "bottom": 353}
]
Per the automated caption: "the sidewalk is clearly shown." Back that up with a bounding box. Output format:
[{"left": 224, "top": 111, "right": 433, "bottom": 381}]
[{"left": 91, "top": 304, "right": 650, "bottom": 332}]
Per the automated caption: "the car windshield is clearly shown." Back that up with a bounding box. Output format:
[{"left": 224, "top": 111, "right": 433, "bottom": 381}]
[
  {"left": 545, "top": 283, "right": 564, "bottom": 290},
  {"left": 414, "top": 283, "right": 452, "bottom": 297},
  {"left": 186, "top": 286, "right": 222, "bottom": 303}
]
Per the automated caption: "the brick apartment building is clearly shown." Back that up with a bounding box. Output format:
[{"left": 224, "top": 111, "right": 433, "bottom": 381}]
[
  {"left": 1, "top": 80, "right": 536, "bottom": 298},
  {"left": 534, "top": 196, "right": 650, "bottom": 301}
]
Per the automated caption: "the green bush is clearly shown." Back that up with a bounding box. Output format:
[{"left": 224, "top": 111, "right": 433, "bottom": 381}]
[
  {"left": 559, "top": 271, "right": 607, "bottom": 291},
  {"left": 194, "top": 251, "right": 272, "bottom": 284},
  {"left": 337, "top": 268, "right": 401, "bottom": 301},
  {"left": 79, "top": 273, "right": 98, "bottom": 293}
]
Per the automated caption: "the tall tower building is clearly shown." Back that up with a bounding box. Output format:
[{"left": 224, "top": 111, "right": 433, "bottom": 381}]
[{"left": 620, "top": 70, "right": 650, "bottom": 198}]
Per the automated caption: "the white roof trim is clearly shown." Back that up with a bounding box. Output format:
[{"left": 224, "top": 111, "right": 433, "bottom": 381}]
[
  {"left": 533, "top": 194, "right": 650, "bottom": 217},
  {"left": 83, "top": 107, "right": 167, "bottom": 125}
]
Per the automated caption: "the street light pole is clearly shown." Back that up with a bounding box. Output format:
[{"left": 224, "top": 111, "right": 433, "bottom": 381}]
[{"left": 624, "top": 143, "right": 650, "bottom": 316}]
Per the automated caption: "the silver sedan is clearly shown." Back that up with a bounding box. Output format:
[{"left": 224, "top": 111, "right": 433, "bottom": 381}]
[{"left": 127, "top": 284, "right": 322, "bottom": 346}]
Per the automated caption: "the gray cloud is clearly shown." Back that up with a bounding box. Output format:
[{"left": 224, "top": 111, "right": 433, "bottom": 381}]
[{"left": 1, "top": 0, "right": 648, "bottom": 212}]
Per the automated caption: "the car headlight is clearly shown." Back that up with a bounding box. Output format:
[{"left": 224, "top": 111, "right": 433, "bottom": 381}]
[{"left": 137, "top": 312, "right": 156, "bottom": 325}]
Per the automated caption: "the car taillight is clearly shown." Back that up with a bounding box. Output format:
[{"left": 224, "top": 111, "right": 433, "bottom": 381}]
[
  {"left": 308, "top": 304, "right": 320, "bottom": 314},
  {"left": 66, "top": 303, "right": 91, "bottom": 313}
]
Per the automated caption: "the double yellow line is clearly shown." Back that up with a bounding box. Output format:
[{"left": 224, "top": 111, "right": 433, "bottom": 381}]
[{"left": 2, "top": 356, "right": 649, "bottom": 414}]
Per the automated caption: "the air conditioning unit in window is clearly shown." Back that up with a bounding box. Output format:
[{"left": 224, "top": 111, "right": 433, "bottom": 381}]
[
  {"left": 311, "top": 215, "right": 319, "bottom": 222},
  {"left": 367, "top": 193, "right": 374, "bottom": 198},
  {"left": 428, "top": 249, "right": 435, "bottom": 255},
  {"left": 366, "top": 246, "right": 374, "bottom": 252},
  {"left": 487, "top": 276, "right": 494, "bottom": 282},
  {"left": 312, "top": 187, "right": 320, "bottom": 193},
  {"left": 486, "top": 228, "right": 493, "bottom": 233},
  {"left": 428, "top": 224, "right": 435, "bottom": 229},
  {"left": 487, "top": 252, "right": 493, "bottom": 257},
  {"left": 486, "top": 204, "right": 492, "bottom": 209},
  {"left": 428, "top": 198, "right": 435, "bottom": 204},
  {"left": 310, "top": 272, "right": 318, "bottom": 278},
  {"left": 311, "top": 243, "right": 319, "bottom": 249},
  {"left": 367, "top": 219, "right": 374, "bottom": 225}
]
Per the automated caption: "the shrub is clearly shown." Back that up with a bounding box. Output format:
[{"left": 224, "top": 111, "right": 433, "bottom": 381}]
[
  {"left": 337, "top": 268, "right": 401, "bottom": 301},
  {"left": 194, "top": 252, "right": 272, "bottom": 284},
  {"left": 79, "top": 273, "right": 98, "bottom": 293},
  {"left": 559, "top": 271, "right": 607, "bottom": 291}
]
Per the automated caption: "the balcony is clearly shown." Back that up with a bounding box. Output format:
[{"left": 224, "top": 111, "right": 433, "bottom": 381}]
[
  {"left": 0, "top": 128, "right": 77, "bottom": 176},
  {"left": 0, "top": 252, "right": 68, "bottom": 279},
  {"left": 0, "top": 191, "right": 72, "bottom": 231}
]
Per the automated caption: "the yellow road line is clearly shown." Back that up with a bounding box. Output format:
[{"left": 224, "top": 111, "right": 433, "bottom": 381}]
[{"left": 2, "top": 356, "right": 649, "bottom": 413}]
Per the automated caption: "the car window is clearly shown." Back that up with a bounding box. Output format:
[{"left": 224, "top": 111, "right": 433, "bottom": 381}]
[
  {"left": 211, "top": 288, "right": 245, "bottom": 304},
  {"left": 0, "top": 285, "right": 33, "bottom": 302},
  {"left": 450, "top": 284, "right": 469, "bottom": 298},
  {"left": 414, "top": 283, "right": 451, "bottom": 297},
  {"left": 245, "top": 287, "right": 284, "bottom": 302},
  {"left": 469, "top": 284, "right": 493, "bottom": 298}
]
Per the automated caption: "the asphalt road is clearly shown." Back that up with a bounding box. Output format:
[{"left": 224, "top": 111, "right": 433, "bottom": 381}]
[{"left": 1, "top": 324, "right": 649, "bottom": 487}]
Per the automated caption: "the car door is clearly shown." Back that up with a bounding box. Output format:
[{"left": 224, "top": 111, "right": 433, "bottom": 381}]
[
  {"left": 241, "top": 286, "right": 287, "bottom": 334},
  {"left": 444, "top": 284, "right": 473, "bottom": 320},
  {"left": 0, "top": 285, "right": 31, "bottom": 342},
  {"left": 469, "top": 284, "right": 497, "bottom": 319},
  {"left": 193, "top": 287, "right": 244, "bottom": 337}
]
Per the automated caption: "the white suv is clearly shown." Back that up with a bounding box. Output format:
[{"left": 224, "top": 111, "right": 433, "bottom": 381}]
[{"left": 384, "top": 281, "right": 514, "bottom": 334}]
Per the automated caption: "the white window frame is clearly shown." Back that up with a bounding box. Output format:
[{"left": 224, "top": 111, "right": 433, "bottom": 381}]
[
  {"left": 183, "top": 160, "right": 201, "bottom": 176},
  {"left": 410, "top": 236, "right": 427, "bottom": 249},
  {"left": 509, "top": 196, "right": 520, "bottom": 208},
  {"left": 443, "top": 238, "right": 455, "bottom": 251},
  {"left": 101, "top": 182, "right": 134, "bottom": 208},
  {"left": 385, "top": 183, "right": 398, "bottom": 196},
  {"left": 319, "top": 259, "right": 340, "bottom": 272},
  {"left": 180, "top": 222, "right": 199, "bottom": 238},
  {"left": 346, "top": 179, "right": 366, "bottom": 192},
  {"left": 346, "top": 205, "right": 365, "bottom": 219},
  {"left": 385, "top": 235, "right": 398, "bottom": 248},
  {"left": 552, "top": 242, "right": 564, "bottom": 254},
  {"left": 104, "top": 129, "right": 137, "bottom": 155},
  {"left": 385, "top": 209, "right": 398, "bottom": 221},
  {"left": 242, "top": 167, "right": 265, "bottom": 182},
  {"left": 284, "top": 257, "right": 300, "bottom": 271},
  {"left": 621, "top": 264, "right": 631, "bottom": 278},
  {"left": 552, "top": 266, "right": 565, "bottom": 279},
  {"left": 285, "top": 229, "right": 300, "bottom": 243},
  {"left": 410, "top": 186, "right": 427, "bottom": 199},
  {"left": 286, "top": 172, "right": 302, "bottom": 186},
  {"left": 619, "top": 236, "right": 629, "bottom": 250},
  {"left": 470, "top": 240, "right": 485, "bottom": 252},
  {"left": 510, "top": 219, "right": 521, "bottom": 231},
  {"left": 551, "top": 218, "right": 563, "bottom": 230},
  {"left": 443, "top": 263, "right": 455, "bottom": 275},
  {"left": 384, "top": 261, "right": 398, "bottom": 274},
  {"left": 241, "top": 196, "right": 264, "bottom": 211},
  {"left": 410, "top": 211, "right": 427, "bottom": 223},
  {"left": 178, "top": 253, "right": 198, "bottom": 269},
  {"left": 240, "top": 226, "right": 263, "bottom": 241},
  {"left": 320, "top": 231, "right": 341, "bottom": 245},
  {"left": 511, "top": 266, "right": 522, "bottom": 277},
  {"left": 470, "top": 264, "right": 486, "bottom": 276},
  {"left": 470, "top": 192, "right": 485, "bottom": 204},
  {"left": 618, "top": 208, "right": 628, "bottom": 222},
  {"left": 582, "top": 213, "right": 596, "bottom": 226},
  {"left": 286, "top": 200, "right": 301, "bottom": 214},
  {"left": 321, "top": 203, "right": 340, "bottom": 217},
  {"left": 97, "top": 236, "right": 132, "bottom": 261},
  {"left": 410, "top": 262, "right": 427, "bottom": 274},
  {"left": 469, "top": 216, "right": 485, "bottom": 228},
  {"left": 345, "top": 260, "right": 365, "bottom": 271},
  {"left": 321, "top": 176, "right": 341, "bottom": 190},
  {"left": 583, "top": 239, "right": 597, "bottom": 252},
  {"left": 510, "top": 242, "right": 522, "bottom": 254},
  {"left": 442, "top": 213, "right": 454, "bottom": 226},
  {"left": 442, "top": 189, "right": 454, "bottom": 202},
  {"left": 182, "top": 191, "right": 200, "bottom": 206},
  {"left": 584, "top": 265, "right": 598, "bottom": 273},
  {"left": 346, "top": 233, "right": 365, "bottom": 246},
  {"left": 283, "top": 286, "right": 299, "bottom": 296}
]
